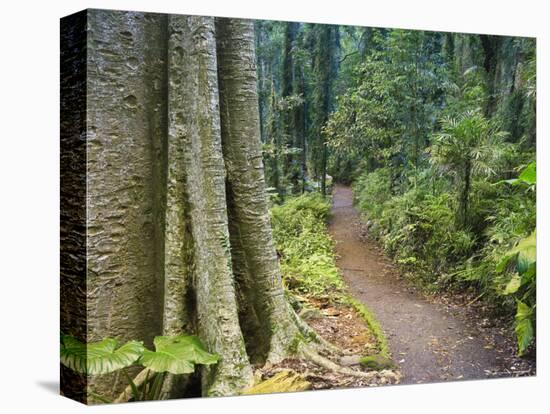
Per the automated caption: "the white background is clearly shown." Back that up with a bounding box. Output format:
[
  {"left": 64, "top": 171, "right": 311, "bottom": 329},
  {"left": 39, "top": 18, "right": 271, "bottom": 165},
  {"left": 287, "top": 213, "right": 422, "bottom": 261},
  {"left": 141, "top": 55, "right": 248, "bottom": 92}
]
[{"left": 0, "top": 0, "right": 547, "bottom": 412}]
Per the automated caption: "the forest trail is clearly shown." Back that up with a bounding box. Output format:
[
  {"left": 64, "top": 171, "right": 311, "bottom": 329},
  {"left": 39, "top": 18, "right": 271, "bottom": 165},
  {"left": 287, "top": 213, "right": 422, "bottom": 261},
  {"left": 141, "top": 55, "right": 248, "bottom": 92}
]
[{"left": 329, "top": 184, "right": 514, "bottom": 384}]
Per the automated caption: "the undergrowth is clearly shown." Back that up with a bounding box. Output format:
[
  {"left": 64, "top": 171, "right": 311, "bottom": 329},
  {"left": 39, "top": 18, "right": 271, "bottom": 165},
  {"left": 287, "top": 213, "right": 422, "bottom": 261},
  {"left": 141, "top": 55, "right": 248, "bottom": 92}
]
[
  {"left": 271, "top": 194, "right": 345, "bottom": 298},
  {"left": 270, "top": 193, "right": 390, "bottom": 357},
  {"left": 353, "top": 162, "right": 536, "bottom": 355}
]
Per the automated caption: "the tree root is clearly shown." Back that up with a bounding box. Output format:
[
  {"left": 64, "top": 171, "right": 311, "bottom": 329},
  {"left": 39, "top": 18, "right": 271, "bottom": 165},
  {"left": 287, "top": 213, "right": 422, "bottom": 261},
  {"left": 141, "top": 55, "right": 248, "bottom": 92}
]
[
  {"left": 266, "top": 305, "right": 400, "bottom": 385},
  {"left": 298, "top": 344, "right": 401, "bottom": 383},
  {"left": 290, "top": 306, "right": 342, "bottom": 355},
  {"left": 112, "top": 304, "right": 399, "bottom": 404}
]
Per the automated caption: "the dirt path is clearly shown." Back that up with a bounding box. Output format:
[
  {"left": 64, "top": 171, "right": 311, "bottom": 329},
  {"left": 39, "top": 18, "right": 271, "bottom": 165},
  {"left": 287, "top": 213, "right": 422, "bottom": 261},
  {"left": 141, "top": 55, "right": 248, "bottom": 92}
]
[{"left": 329, "top": 184, "right": 531, "bottom": 384}]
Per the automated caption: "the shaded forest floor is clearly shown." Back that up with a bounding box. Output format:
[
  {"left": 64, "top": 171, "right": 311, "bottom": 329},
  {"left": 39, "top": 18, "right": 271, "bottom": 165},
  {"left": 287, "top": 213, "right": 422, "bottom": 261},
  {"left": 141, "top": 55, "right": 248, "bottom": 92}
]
[
  {"left": 329, "top": 184, "right": 535, "bottom": 384},
  {"left": 255, "top": 297, "right": 399, "bottom": 390}
]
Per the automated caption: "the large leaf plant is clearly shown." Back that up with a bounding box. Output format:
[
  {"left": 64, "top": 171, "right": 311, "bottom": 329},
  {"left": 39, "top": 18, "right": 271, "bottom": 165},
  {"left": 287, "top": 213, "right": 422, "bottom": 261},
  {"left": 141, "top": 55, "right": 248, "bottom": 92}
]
[
  {"left": 497, "top": 162, "right": 536, "bottom": 356},
  {"left": 61, "top": 334, "right": 219, "bottom": 403}
]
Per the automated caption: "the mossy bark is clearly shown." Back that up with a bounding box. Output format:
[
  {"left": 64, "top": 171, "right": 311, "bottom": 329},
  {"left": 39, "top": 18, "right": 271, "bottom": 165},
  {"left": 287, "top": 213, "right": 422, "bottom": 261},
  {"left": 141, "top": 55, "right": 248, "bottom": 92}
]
[
  {"left": 216, "top": 18, "right": 302, "bottom": 364},
  {"left": 170, "top": 15, "right": 253, "bottom": 396},
  {"left": 85, "top": 9, "right": 168, "bottom": 401}
]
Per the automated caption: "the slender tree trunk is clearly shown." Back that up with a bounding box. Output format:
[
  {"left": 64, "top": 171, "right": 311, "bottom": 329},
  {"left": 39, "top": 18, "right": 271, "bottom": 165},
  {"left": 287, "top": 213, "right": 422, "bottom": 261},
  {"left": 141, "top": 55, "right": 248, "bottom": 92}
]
[
  {"left": 269, "top": 80, "right": 281, "bottom": 196},
  {"left": 282, "top": 22, "right": 300, "bottom": 192},
  {"left": 320, "top": 142, "right": 328, "bottom": 196},
  {"left": 313, "top": 25, "right": 337, "bottom": 197},
  {"left": 459, "top": 159, "right": 471, "bottom": 228},
  {"left": 296, "top": 64, "right": 307, "bottom": 193},
  {"left": 442, "top": 32, "right": 455, "bottom": 65},
  {"left": 480, "top": 34, "right": 500, "bottom": 117}
]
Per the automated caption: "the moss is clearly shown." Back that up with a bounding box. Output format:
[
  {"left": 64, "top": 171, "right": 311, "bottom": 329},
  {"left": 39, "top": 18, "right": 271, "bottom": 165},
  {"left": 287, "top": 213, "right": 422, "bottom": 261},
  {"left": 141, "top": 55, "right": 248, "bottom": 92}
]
[
  {"left": 288, "top": 333, "right": 305, "bottom": 354},
  {"left": 299, "top": 306, "right": 323, "bottom": 320},
  {"left": 345, "top": 296, "right": 391, "bottom": 358},
  {"left": 359, "top": 354, "right": 396, "bottom": 371}
]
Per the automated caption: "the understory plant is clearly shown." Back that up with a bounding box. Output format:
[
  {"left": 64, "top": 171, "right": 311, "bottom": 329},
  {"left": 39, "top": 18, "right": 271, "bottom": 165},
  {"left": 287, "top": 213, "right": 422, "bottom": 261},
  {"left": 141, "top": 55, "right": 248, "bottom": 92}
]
[
  {"left": 496, "top": 162, "right": 536, "bottom": 354},
  {"left": 353, "top": 161, "right": 536, "bottom": 355},
  {"left": 270, "top": 193, "right": 345, "bottom": 297},
  {"left": 270, "top": 192, "right": 390, "bottom": 357},
  {"left": 60, "top": 334, "right": 219, "bottom": 403}
]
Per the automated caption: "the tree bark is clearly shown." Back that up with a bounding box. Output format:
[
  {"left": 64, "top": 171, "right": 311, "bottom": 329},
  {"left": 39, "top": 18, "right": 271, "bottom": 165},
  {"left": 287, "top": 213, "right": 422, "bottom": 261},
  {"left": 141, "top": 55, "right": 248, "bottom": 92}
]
[
  {"left": 173, "top": 15, "right": 254, "bottom": 396},
  {"left": 282, "top": 22, "right": 300, "bottom": 192},
  {"left": 216, "top": 18, "right": 302, "bottom": 363},
  {"left": 85, "top": 9, "right": 168, "bottom": 401},
  {"left": 62, "top": 13, "right": 339, "bottom": 403},
  {"left": 480, "top": 34, "right": 501, "bottom": 116},
  {"left": 459, "top": 158, "right": 471, "bottom": 229},
  {"left": 60, "top": 9, "right": 88, "bottom": 403},
  {"left": 312, "top": 25, "right": 337, "bottom": 196}
]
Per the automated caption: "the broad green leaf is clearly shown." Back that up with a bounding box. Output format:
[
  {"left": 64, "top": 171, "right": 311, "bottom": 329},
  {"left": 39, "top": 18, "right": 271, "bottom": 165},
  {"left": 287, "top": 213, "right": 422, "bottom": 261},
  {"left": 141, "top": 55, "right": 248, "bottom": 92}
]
[
  {"left": 497, "top": 162, "right": 536, "bottom": 187},
  {"left": 515, "top": 318, "right": 533, "bottom": 356},
  {"left": 518, "top": 162, "right": 536, "bottom": 185},
  {"left": 515, "top": 301, "right": 534, "bottom": 356},
  {"left": 503, "top": 275, "right": 521, "bottom": 295},
  {"left": 139, "top": 335, "right": 219, "bottom": 375},
  {"left": 60, "top": 335, "right": 144, "bottom": 375},
  {"left": 496, "top": 230, "right": 536, "bottom": 275},
  {"left": 511, "top": 230, "right": 536, "bottom": 274},
  {"left": 515, "top": 300, "right": 533, "bottom": 320},
  {"left": 521, "top": 262, "right": 536, "bottom": 286}
]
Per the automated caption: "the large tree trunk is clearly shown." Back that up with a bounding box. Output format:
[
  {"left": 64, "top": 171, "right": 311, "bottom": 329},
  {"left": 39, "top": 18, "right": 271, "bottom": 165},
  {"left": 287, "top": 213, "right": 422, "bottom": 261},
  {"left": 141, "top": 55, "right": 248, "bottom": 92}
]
[
  {"left": 62, "top": 12, "right": 339, "bottom": 404},
  {"left": 60, "top": 10, "right": 88, "bottom": 402},
  {"left": 85, "top": 9, "right": 168, "bottom": 401},
  {"left": 216, "top": 18, "right": 302, "bottom": 364},
  {"left": 171, "top": 15, "right": 253, "bottom": 396}
]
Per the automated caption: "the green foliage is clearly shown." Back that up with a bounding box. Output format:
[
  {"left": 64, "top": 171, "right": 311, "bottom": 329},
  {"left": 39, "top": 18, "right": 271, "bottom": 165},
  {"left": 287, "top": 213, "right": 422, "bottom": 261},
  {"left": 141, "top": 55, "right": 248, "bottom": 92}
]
[
  {"left": 61, "top": 334, "right": 219, "bottom": 403},
  {"left": 431, "top": 111, "right": 508, "bottom": 178},
  {"left": 271, "top": 194, "right": 344, "bottom": 297},
  {"left": 61, "top": 334, "right": 218, "bottom": 376},
  {"left": 140, "top": 335, "right": 219, "bottom": 375},
  {"left": 502, "top": 161, "right": 536, "bottom": 187},
  {"left": 515, "top": 301, "right": 535, "bottom": 356},
  {"left": 430, "top": 110, "right": 509, "bottom": 227},
  {"left": 60, "top": 335, "right": 144, "bottom": 376},
  {"left": 354, "top": 174, "right": 475, "bottom": 286},
  {"left": 258, "top": 23, "right": 536, "bottom": 359},
  {"left": 271, "top": 193, "right": 391, "bottom": 357},
  {"left": 353, "top": 167, "right": 393, "bottom": 218},
  {"left": 497, "top": 230, "right": 536, "bottom": 275},
  {"left": 326, "top": 29, "right": 450, "bottom": 182},
  {"left": 353, "top": 158, "right": 536, "bottom": 356},
  {"left": 498, "top": 227, "right": 536, "bottom": 355}
]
